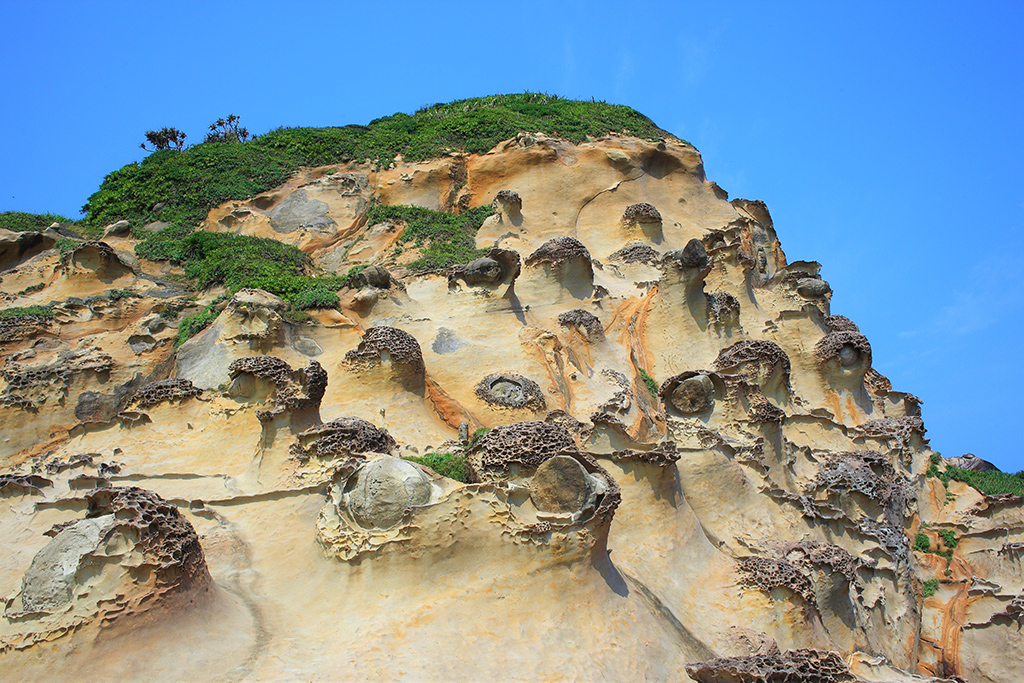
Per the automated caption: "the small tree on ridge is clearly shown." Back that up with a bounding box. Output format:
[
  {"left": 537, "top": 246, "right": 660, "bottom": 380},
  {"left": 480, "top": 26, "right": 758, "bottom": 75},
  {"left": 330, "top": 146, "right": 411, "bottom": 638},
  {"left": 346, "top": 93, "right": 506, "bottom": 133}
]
[{"left": 140, "top": 127, "right": 188, "bottom": 152}]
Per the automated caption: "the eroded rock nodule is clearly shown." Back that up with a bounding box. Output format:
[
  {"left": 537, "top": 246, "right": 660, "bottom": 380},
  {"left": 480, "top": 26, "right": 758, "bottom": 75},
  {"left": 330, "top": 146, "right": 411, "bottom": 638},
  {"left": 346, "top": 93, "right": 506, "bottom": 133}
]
[
  {"left": 530, "top": 455, "right": 599, "bottom": 514},
  {"left": 344, "top": 457, "right": 434, "bottom": 529},
  {"left": 666, "top": 373, "right": 714, "bottom": 414},
  {"left": 475, "top": 372, "right": 546, "bottom": 411}
]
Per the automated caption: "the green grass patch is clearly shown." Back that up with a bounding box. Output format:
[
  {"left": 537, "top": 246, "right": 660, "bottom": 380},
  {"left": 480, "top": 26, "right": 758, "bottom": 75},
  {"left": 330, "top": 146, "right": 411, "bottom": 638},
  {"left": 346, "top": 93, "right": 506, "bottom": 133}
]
[
  {"left": 469, "top": 427, "right": 490, "bottom": 448},
  {"left": 639, "top": 368, "right": 659, "bottom": 397},
  {"left": 922, "top": 579, "right": 939, "bottom": 598},
  {"left": 135, "top": 230, "right": 345, "bottom": 309},
  {"left": 0, "top": 305, "right": 54, "bottom": 319},
  {"left": 281, "top": 309, "right": 312, "bottom": 325},
  {"left": 403, "top": 452, "right": 468, "bottom": 483},
  {"left": 927, "top": 452, "right": 1024, "bottom": 497},
  {"left": 108, "top": 288, "right": 141, "bottom": 301},
  {"left": 175, "top": 295, "right": 228, "bottom": 347},
  {"left": 54, "top": 238, "right": 79, "bottom": 254},
  {"left": 365, "top": 203, "right": 493, "bottom": 272},
  {"left": 0, "top": 211, "right": 75, "bottom": 232},
  {"left": 340, "top": 264, "right": 368, "bottom": 288},
  {"left": 914, "top": 532, "right": 931, "bottom": 553},
  {"left": 16, "top": 283, "right": 45, "bottom": 296}
]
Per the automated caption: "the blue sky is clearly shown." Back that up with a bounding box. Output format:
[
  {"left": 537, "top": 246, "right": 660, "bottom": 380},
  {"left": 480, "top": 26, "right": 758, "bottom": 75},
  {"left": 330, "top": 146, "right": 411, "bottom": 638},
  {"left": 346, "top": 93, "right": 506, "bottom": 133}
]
[{"left": 2, "top": 1, "right": 1022, "bottom": 469}]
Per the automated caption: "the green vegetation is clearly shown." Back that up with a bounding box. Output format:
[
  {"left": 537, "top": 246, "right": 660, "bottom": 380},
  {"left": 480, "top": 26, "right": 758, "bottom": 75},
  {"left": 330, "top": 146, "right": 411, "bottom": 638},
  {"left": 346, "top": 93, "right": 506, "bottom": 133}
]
[
  {"left": 914, "top": 526, "right": 955, "bottom": 566},
  {"left": 469, "top": 427, "right": 490, "bottom": 448},
  {"left": 340, "top": 264, "right": 368, "bottom": 288},
  {"left": 0, "top": 305, "right": 54, "bottom": 319},
  {"left": 0, "top": 211, "right": 75, "bottom": 232},
  {"left": 174, "top": 295, "right": 227, "bottom": 348},
  {"left": 108, "top": 288, "right": 141, "bottom": 301},
  {"left": 16, "top": 283, "right": 45, "bottom": 296},
  {"left": 404, "top": 452, "right": 468, "bottom": 483},
  {"left": 639, "top": 368, "right": 659, "bottom": 397},
  {"left": 204, "top": 115, "right": 250, "bottom": 144},
  {"left": 365, "top": 203, "right": 493, "bottom": 272},
  {"left": 141, "top": 127, "right": 187, "bottom": 152},
  {"left": 135, "top": 230, "right": 345, "bottom": 309},
  {"left": 54, "top": 238, "right": 78, "bottom": 254},
  {"left": 75, "top": 94, "right": 666, "bottom": 302},
  {"left": 82, "top": 93, "right": 664, "bottom": 239},
  {"left": 922, "top": 579, "right": 939, "bottom": 598},
  {"left": 937, "top": 528, "right": 959, "bottom": 550},
  {"left": 281, "top": 309, "right": 312, "bottom": 325},
  {"left": 927, "top": 453, "right": 1024, "bottom": 497}
]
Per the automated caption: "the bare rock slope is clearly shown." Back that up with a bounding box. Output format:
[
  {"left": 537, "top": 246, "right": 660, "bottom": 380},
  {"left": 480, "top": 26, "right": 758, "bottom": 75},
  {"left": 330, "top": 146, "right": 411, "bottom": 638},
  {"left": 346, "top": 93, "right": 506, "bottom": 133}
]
[{"left": 0, "top": 128, "right": 1019, "bottom": 682}]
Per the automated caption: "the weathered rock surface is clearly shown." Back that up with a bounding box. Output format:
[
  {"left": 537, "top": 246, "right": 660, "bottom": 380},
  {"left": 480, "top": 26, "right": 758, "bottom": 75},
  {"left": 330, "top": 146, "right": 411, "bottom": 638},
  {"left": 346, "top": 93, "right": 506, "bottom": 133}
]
[{"left": 0, "top": 127, "right": 1019, "bottom": 682}]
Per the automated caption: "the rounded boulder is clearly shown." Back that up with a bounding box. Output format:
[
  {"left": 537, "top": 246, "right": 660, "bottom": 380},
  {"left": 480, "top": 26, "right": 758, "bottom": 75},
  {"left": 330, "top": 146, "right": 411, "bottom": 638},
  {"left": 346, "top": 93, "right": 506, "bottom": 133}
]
[
  {"left": 669, "top": 374, "right": 714, "bottom": 414},
  {"left": 461, "top": 257, "right": 504, "bottom": 285},
  {"left": 345, "top": 457, "right": 433, "bottom": 529},
  {"left": 530, "top": 455, "right": 594, "bottom": 514}
]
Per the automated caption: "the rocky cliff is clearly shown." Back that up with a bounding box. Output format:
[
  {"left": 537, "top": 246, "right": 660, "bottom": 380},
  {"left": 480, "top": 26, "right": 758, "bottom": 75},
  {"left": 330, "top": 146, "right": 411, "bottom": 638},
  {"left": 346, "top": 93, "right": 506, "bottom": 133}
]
[{"left": 0, "top": 97, "right": 1020, "bottom": 682}]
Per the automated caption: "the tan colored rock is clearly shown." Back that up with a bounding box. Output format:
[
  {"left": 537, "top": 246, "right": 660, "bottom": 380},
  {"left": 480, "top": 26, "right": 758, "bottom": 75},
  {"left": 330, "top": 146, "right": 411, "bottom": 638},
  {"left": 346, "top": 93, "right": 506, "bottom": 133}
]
[{"left": 0, "top": 128, "right": 1019, "bottom": 683}]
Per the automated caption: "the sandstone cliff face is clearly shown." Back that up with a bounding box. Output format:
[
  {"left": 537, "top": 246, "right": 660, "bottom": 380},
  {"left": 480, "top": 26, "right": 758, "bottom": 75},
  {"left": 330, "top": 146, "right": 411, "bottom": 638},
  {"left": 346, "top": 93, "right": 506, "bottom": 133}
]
[{"left": 0, "top": 133, "right": 1019, "bottom": 682}]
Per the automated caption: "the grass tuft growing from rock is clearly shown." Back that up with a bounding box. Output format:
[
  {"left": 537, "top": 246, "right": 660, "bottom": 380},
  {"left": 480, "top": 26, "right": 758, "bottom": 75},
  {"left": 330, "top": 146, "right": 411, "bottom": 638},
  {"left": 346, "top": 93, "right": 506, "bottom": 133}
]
[
  {"left": 639, "top": 368, "right": 659, "bottom": 396},
  {"left": 404, "top": 452, "right": 467, "bottom": 483},
  {"left": 927, "top": 453, "right": 1024, "bottom": 497},
  {"left": 365, "top": 203, "right": 493, "bottom": 272}
]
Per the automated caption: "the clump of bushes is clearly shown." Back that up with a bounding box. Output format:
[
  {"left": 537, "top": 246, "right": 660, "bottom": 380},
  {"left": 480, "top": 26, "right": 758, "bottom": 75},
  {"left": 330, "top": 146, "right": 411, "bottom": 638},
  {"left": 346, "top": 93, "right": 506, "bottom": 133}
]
[
  {"left": 404, "top": 452, "right": 468, "bottom": 483},
  {"left": 927, "top": 453, "right": 1024, "bottom": 497},
  {"left": 141, "top": 127, "right": 188, "bottom": 152},
  {"left": 108, "top": 288, "right": 141, "bottom": 301},
  {"left": 204, "top": 115, "right": 250, "bottom": 144},
  {"left": 0, "top": 211, "right": 75, "bottom": 232},
  {"left": 922, "top": 579, "right": 939, "bottom": 598},
  {"left": 135, "top": 230, "right": 345, "bottom": 310},
  {"left": 914, "top": 532, "right": 931, "bottom": 553},
  {"left": 0, "top": 305, "right": 54, "bottom": 319},
  {"left": 365, "top": 203, "right": 493, "bottom": 272},
  {"left": 937, "top": 528, "right": 959, "bottom": 550}
]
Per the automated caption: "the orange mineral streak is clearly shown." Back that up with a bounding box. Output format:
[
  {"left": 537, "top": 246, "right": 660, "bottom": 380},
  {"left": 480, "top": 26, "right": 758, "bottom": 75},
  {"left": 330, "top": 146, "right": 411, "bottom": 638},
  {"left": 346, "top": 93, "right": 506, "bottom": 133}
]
[
  {"left": 607, "top": 285, "right": 666, "bottom": 441},
  {"left": 524, "top": 332, "right": 573, "bottom": 413},
  {"left": 424, "top": 374, "right": 480, "bottom": 431}
]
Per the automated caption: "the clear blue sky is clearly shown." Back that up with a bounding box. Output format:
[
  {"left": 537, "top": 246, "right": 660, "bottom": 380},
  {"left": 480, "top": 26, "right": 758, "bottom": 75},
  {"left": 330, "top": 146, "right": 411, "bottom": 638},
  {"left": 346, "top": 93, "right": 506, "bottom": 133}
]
[{"left": 2, "top": 1, "right": 1022, "bottom": 470}]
